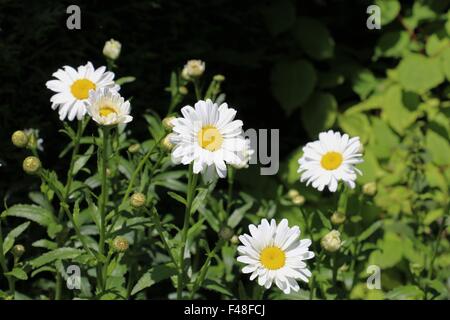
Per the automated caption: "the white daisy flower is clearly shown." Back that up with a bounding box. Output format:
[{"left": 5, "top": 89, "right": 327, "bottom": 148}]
[
  {"left": 298, "top": 130, "right": 363, "bottom": 192},
  {"left": 232, "top": 137, "right": 254, "bottom": 169},
  {"left": 170, "top": 99, "right": 247, "bottom": 178},
  {"left": 86, "top": 88, "right": 132, "bottom": 126},
  {"left": 46, "top": 62, "right": 120, "bottom": 121},
  {"left": 237, "top": 219, "right": 314, "bottom": 294}
]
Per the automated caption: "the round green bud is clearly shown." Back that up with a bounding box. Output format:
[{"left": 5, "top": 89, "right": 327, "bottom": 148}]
[
  {"left": 230, "top": 235, "right": 239, "bottom": 245},
  {"left": 219, "top": 226, "right": 234, "bottom": 241},
  {"left": 362, "top": 182, "right": 377, "bottom": 196},
  {"left": 113, "top": 236, "right": 129, "bottom": 252},
  {"left": 161, "top": 134, "right": 174, "bottom": 152},
  {"left": 12, "top": 244, "right": 25, "bottom": 258},
  {"left": 23, "top": 156, "right": 41, "bottom": 175},
  {"left": 213, "top": 74, "right": 225, "bottom": 82},
  {"left": 162, "top": 116, "right": 176, "bottom": 131},
  {"left": 130, "top": 192, "right": 146, "bottom": 208},
  {"left": 321, "top": 230, "right": 341, "bottom": 253},
  {"left": 11, "top": 130, "right": 29, "bottom": 148},
  {"left": 331, "top": 211, "right": 346, "bottom": 225},
  {"left": 128, "top": 143, "right": 141, "bottom": 154},
  {"left": 178, "top": 86, "right": 188, "bottom": 95}
]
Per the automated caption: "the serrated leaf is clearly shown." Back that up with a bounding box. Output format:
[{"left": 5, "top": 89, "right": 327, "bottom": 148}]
[
  {"left": 131, "top": 264, "right": 177, "bottom": 296},
  {"left": 30, "top": 248, "right": 83, "bottom": 268},
  {"left": 5, "top": 268, "right": 28, "bottom": 280},
  {"left": 2, "top": 204, "right": 55, "bottom": 227},
  {"left": 3, "top": 222, "right": 30, "bottom": 254}
]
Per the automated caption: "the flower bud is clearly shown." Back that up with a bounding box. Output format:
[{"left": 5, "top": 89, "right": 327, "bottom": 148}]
[
  {"left": 11, "top": 130, "right": 29, "bottom": 148},
  {"left": 128, "top": 143, "right": 141, "bottom": 154},
  {"left": 292, "top": 195, "right": 305, "bottom": 206},
  {"left": 162, "top": 116, "right": 176, "bottom": 131},
  {"left": 23, "top": 156, "right": 41, "bottom": 175},
  {"left": 331, "top": 211, "right": 346, "bottom": 225},
  {"left": 219, "top": 226, "right": 234, "bottom": 241},
  {"left": 362, "top": 182, "right": 377, "bottom": 196},
  {"left": 213, "top": 74, "right": 225, "bottom": 82},
  {"left": 112, "top": 236, "right": 129, "bottom": 252},
  {"left": 287, "top": 189, "right": 299, "bottom": 199},
  {"left": 178, "top": 86, "right": 188, "bottom": 95},
  {"left": 321, "top": 230, "right": 341, "bottom": 253},
  {"left": 12, "top": 244, "right": 25, "bottom": 258},
  {"left": 103, "top": 39, "right": 122, "bottom": 60},
  {"left": 130, "top": 192, "right": 146, "bottom": 208},
  {"left": 230, "top": 235, "right": 239, "bottom": 245},
  {"left": 181, "top": 59, "right": 205, "bottom": 80},
  {"left": 161, "top": 134, "right": 174, "bottom": 152}
]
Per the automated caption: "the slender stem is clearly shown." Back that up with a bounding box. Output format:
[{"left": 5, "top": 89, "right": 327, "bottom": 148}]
[
  {"left": 190, "top": 240, "right": 223, "bottom": 299},
  {"left": 193, "top": 79, "right": 202, "bottom": 100},
  {"left": 120, "top": 136, "right": 164, "bottom": 209},
  {"left": 97, "top": 126, "right": 111, "bottom": 292},
  {"left": 149, "top": 207, "right": 178, "bottom": 268},
  {"left": 226, "top": 167, "right": 235, "bottom": 216},
  {"left": 54, "top": 119, "right": 85, "bottom": 300},
  {"left": 177, "top": 164, "right": 198, "bottom": 300},
  {"left": 0, "top": 219, "right": 15, "bottom": 297}
]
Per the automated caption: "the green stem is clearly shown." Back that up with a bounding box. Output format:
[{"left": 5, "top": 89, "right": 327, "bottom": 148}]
[
  {"left": 190, "top": 240, "right": 224, "bottom": 299},
  {"left": 226, "top": 167, "right": 235, "bottom": 216},
  {"left": 193, "top": 79, "right": 202, "bottom": 100},
  {"left": 149, "top": 208, "right": 178, "bottom": 268},
  {"left": 0, "top": 219, "right": 15, "bottom": 297},
  {"left": 97, "top": 126, "right": 111, "bottom": 292},
  {"left": 177, "top": 164, "right": 198, "bottom": 300}
]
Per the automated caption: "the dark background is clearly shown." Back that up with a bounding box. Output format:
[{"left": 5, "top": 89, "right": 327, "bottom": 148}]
[{"left": 0, "top": 0, "right": 376, "bottom": 203}]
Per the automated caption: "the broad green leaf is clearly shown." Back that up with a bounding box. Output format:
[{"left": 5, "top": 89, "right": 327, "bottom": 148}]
[
  {"left": 375, "top": 0, "right": 401, "bottom": 25},
  {"left": 29, "top": 248, "right": 83, "bottom": 268},
  {"left": 370, "top": 117, "right": 400, "bottom": 159},
  {"left": 259, "top": 0, "right": 296, "bottom": 36},
  {"left": 351, "top": 69, "right": 377, "bottom": 99},
  {"left": 3, "top": 222, "right": 30, "bottom": 254},
  {"left": 440, "top": 47, "right": 450, "bottom": 81},
  {"left": 338, "top": 112, "right": 371, "bottom": 143},
  {"left": 426, "top": 129, "right": 450, "bottom": 166},
  {"left": 398, "top": 54, "right": 444, "bottom": 93},
  {"left": 385, "top": 285, "right": 424, "bottom": 300},
  {"left": 369, "top": 232, "right": 403, "bottom": 268},
  {"left": 374, "top": 30, "right": 409, "bottom": 59},
  {"left": 425, "top": 33, "right": 450, "bottom": 56},
  {"left": 271, "top": 59, "right": 317, "bottom": 115},
  {"left": 301, "top": 92, "right": 337, "bottom": 137},
  {"left": 131, "top": 264, "right": 177, "bottom": 296},
  {"left": 2, "top": 204, "right": 55, "bottom": 227},
  {"left": 293, "top": 17, "right": 334, "bottom": 60}
]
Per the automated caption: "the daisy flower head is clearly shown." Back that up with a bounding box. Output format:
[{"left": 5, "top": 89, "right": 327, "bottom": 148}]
[
  {"left": 46, "top": 62, "right": 119, "bottom": 121},
  {"left": 181, "top": 59, "right": 205, "bottom": 80},
  {"left": 231, "top": 137, "right": 254, "bottom": 170},
  {"left": 86, "top": 88, "right": 132, "bottom": 126},
  {"left": 170, "top": 99, "right": 247, "bottom": 179},
  {"left": 298, "top": 130, "right": 363, "bottom": 192},
  {"left": 237, "top": 219, "right": 314, "bottom": 294}
]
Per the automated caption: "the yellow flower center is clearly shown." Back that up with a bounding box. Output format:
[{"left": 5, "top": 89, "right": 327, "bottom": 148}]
[
  {"left": 99, "top": 105, "right": 117, "bottom": 117},
  {"left": 321, "top": 151, "right": 343, "bottom": 170},
  {"left": 197, "top": 125, "right": 223, "bottom": 151},
  {"left": 260, "top": 246, "right": 286, "bottom": 270},
  {"left": 70, "top": 79, "right": 96, "bottom": 100}
]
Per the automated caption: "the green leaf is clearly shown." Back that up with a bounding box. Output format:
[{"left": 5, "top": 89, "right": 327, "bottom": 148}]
[
  {"left": 29, "top": 248, "right": 83, "bottom": 268},
  {"left": 375, "top": 0, "right": 401, "bottom": 25},
  {"left": 316, "top": 211, "right": 332, "bottom": 230},
  {"left": 131, "top": 264, "right": 177, "bottom": 296},
  {"left": 426, "top": 129, "right": 450, "bottom": 166},
  {"left": 293, "top": 17, "right": 334, "bottom": 60},
  {"left": 2, "top": 204, "right": 55, "bottom": 227},
  {"left": 259, "top": 0, "right": 296, "bottom": 36},
  {"left": 167, "top": 192, "right": 187, "bottom": 206},
  {"left": 3, "top": 222, "right": 30, "bottom": 255},
  {"left": 385, "top": 285, "right": 424, "bottom": 300},
  {"left": 32, "top": 239, "right": 58, "bottom": 250},
  {"left": 440, "top": 47, "right": 450, "bottom": 82},
  {"left": 370, "top": 117, "right": 400, "bottom": 159},
  {"left": 301, "top": 92, "right": 337, "bottom": 137},
  {"left": 398, "top": 54, "right": 444, "bottom": 93},
  {"left": 5, "top": 268, "right": 28, "bottom": 281},
  {"left": 228, "top": 198, "right": 254, "bottom": 228},
  {"left": 115, "top": 76, "right": 136, "bottom": 86},
  {"left": 271, "top": 59, "right": 317, "bottom": 115},
  {"left": 351, "top": 69, "right": 377, "bottom": 99},
  {"left": 358, "top": 221, "right": 383, "bottom": 242},
  {"left": 338, "top": 112, "right": 371, "bottom": 143},
  {"left": 381, "top": 85, "right": 420, "bottom": 135},
  {"left": 425, "top": 33, "right": 450, "bottom": 57},
  {"left": 73, "top": 145, "right": 94, "bottom": 175},
  {"left": 374, "top": 31, "right": 409, "bottom": 59}
]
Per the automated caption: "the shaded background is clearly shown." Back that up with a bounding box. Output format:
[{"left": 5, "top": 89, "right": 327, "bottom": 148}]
[{"left": 0, "top": 0, "right": 377, "bottom": 201}]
